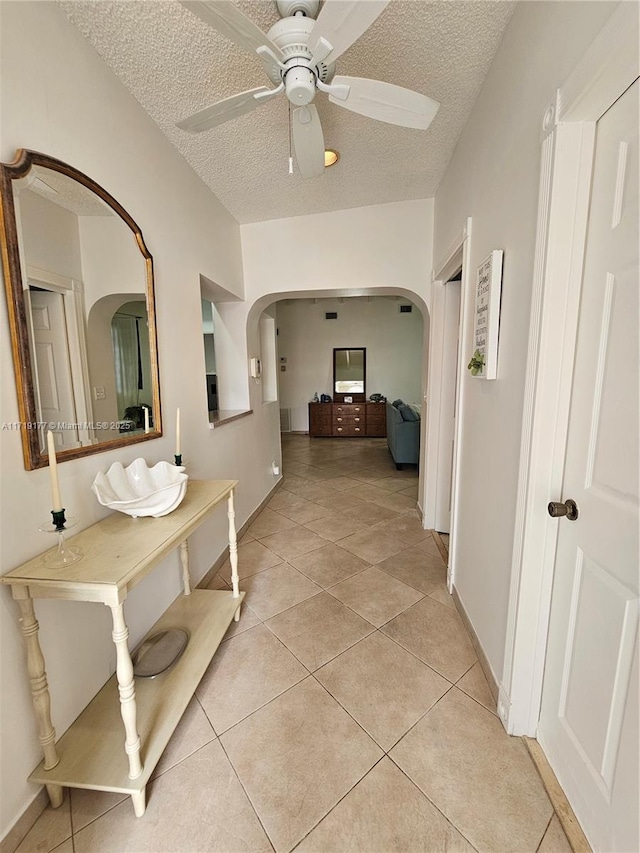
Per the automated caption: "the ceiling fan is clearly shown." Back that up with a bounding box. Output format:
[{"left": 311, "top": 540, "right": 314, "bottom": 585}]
[{"left": 176, "top": 0, "right": 440, "bottom": 177}]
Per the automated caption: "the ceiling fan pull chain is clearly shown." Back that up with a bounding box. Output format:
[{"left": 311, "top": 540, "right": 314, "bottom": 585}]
[{"left": 288, "top": 102, "right": 294, "bottom": 175}]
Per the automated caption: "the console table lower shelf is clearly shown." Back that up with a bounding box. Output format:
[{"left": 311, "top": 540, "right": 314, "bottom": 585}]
[{"left": 29, "top": 588, "right": 243, "bottom": 805}]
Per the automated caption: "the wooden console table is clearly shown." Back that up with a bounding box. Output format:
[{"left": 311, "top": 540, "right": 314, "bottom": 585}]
[{"left": 1, "top": 479, "right": 243, "bottom": 817}]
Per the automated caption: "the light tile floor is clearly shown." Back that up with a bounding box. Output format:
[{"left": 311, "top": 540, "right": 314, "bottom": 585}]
[{"left": 15, "top": 436, "right": 571, "bottom": 853}]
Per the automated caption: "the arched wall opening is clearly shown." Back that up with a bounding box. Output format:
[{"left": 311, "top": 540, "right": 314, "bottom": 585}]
[{"left": 242, "top": 286, "right": 431, "bottom": 516}]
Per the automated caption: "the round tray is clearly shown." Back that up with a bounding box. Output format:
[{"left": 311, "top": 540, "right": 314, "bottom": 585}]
[{"left": 132, "top": 629, "right": 189, "bottom": 678}]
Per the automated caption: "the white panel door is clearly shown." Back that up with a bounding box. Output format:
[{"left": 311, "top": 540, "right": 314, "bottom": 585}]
[
  {"left": 435, "top": 279, "right": 461, "bottom": 534},
  {"left": 30, "top": 289, "right": 79, "bottom": 449},
  {"left": 538, "top": 80, "right": 639, "bottom": 852}
]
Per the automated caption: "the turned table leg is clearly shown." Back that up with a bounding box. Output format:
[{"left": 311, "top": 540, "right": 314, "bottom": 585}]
[
  {"left": 179, "top": 540, "right": 191, "bottom": 596},
  {"left": 108, "top": 603, "right": 143, "bottom": 783},
  {"left": 14, "top": 589, "right": 64, "bottom": 808},
  {"left": 227, "top": 488, "right": 241, "bottom": 621}
]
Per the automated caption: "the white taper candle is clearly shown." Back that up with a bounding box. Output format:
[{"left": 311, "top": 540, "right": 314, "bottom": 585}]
[
  {"left": 176, "top": 407, "right": 181, "bottom": 456},
  {"left": 46, "top": 431, "right": 63, "bottom": 511},
  {"left": 144, "top": 407, "right": 150, "bottom": 434}
]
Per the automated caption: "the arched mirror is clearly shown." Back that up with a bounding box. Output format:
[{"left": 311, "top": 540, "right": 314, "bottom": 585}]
[{"left": 0, "top": 150, "right": 161, "bottom": 470}]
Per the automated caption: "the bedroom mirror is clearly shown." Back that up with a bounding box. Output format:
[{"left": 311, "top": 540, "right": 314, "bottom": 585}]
[
  {"left": 0, "top": 150, "right": 161, "bottom": 470},
  {"left": 333, "top": 347, "right": 366, "bottom": 398}
]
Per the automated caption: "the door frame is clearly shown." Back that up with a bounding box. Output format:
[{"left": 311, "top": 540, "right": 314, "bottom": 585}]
[
  {"left": 25, "top": 265, "right": 95, "bottom": 447},
  {"left": 424, "top": 217, "right": 472, "bottom": 590},
  {"left": 500, "top": 2, "right": 639, "bottom": 736}
]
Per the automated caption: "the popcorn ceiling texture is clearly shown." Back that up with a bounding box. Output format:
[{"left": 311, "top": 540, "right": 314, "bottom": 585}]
[
  {"left": 30, "top": 166, "right": 115, "bottom": 217},
  {"left": 59, "top": 0, "right": 514, "bottom": 224}
]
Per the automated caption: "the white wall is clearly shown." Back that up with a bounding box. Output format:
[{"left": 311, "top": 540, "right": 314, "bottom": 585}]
[
  {"left": 78, "top": 216, "right": 146, "bottom": 311},
  {"left": 432, "top": 1, "right": 616, "bottom": 683},
  {"left": 0, "top": 2, "right": 281, "bottom": 838},
  {"left": 18, "top": 191, "right": 83, "bottom": 281},
  {"left": 277, "top": 297, "right": 423, "bottom": 432},
  {"left": 223, "top": 199, "right": 434, "bottom": 409},
  {"left": 241, "top": 200, "right": 434, "bottom": 307}
]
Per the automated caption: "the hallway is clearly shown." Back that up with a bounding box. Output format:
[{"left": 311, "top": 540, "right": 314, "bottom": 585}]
[{"left": 16, "top": 437, "right": 570, "bottom": 853}]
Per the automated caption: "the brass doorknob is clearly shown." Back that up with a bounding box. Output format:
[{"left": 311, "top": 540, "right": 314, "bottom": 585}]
[{"left": 548, "top": 499, "right": 579, "bottom": 521}]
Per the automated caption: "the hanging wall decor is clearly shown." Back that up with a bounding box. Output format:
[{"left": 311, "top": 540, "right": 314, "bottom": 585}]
[{"left": 469, "top": 250, "right": 504, "bottom": 380}]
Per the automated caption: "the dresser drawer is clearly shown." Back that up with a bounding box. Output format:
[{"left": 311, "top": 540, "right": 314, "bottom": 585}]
[
  {"left": 367, "top": 420, "right": 386, "bottom": 437},
  {"left": 333, "top": 414, "right": 364, "bottom": 426},
  {"left": 333, "top": 424, "right": 364, "bottom": 437},
  {"left": 308, "top": 403, "right": 333, "bottom": 437},
  {"left": 334, "top": 404, "right": 364, "bottom": 415},
  {"left": 366, "top": 402, "right": 386, "bottom": 416},
  {"left": 311, "top": 421, "right": 333, "bottom": 436}
]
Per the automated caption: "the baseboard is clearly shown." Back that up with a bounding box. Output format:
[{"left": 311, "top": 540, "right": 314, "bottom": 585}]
[
  {"left": 0, "top": 788, "right": 48, "bottom": 853},
  {"left": 451, "top": 584, "right": 499, "bottom": 704},
  {"left": 198, "top": 477, "right": 283, "bottom": 589},
  {"left": 524, "top": 737, "right": 592, "bottom": 853}
]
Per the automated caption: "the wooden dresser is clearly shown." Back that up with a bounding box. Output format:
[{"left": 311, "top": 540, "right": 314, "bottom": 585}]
[{"left": 308, "top": 402, "right": 386, "bottom": 438}]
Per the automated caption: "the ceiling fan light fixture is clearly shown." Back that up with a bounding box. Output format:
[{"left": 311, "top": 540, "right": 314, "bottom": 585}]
[{"left": 324, "top": 149, "right": 340, "bottom": 167}]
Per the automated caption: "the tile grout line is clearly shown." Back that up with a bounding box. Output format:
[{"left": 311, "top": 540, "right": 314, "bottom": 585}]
[
  {"left": 387, "top": 743, "right": 481, "bottom": 853},
  {"left": 214, "top": 737, "right": 277, "bottom": 853},
  {"left": 286, "top": 753, "right": 390, "bottom": 853},
  {"left": 536, "top": 813, "right": 555, "bottom": 853}
]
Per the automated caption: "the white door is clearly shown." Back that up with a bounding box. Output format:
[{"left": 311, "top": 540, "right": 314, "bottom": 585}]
[
  {"left": 29, "top": 289, "right": 79, "bottom": 450},
  {"left": 538, "top": 80, "right": 639, "bottom": 852},
  {"left": 435, "top": 278, "right": 461, "bottom": 534}
]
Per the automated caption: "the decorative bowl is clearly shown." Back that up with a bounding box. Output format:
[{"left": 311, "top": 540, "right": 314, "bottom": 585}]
[{"left": 91, "top": 458, "right": 188, "bottom": 518}]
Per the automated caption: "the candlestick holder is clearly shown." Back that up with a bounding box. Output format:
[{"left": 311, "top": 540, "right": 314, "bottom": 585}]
[
  {"left": 174, "top": 454, "right": 182, "bottom": 466},
  {"left": 39, "top": 513, "right": 83, "bottom": 568}
]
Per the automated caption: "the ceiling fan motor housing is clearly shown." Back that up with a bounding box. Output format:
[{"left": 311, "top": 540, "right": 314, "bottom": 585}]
[
  {"left": 284, "top": 66, "right": 316, "bottom": 105},
  {"left": 266, "top": 15, "right": 335, "bottom": 98}
]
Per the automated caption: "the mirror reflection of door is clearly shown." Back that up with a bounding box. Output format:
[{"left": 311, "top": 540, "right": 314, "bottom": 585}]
[{"left": 28, "top": 287, "right": 79, "bottom": 451}]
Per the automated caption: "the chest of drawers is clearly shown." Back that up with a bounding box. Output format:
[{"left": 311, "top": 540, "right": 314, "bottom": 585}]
[{"left": 308, "top": 402, "right": 386, "bottom": 438}]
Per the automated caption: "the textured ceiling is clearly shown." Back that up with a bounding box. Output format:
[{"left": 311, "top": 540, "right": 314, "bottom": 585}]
[
  {"left": 59, "top": 1, "right": 514, "bottom": 224},
  {"left": 23, "top": 167, "right": 115, "bottom": 216}
]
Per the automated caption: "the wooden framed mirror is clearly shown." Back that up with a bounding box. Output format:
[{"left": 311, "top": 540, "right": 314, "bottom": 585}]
[
  {"left": 0, "top": 150, "right": 162, "bottom": 470},
  {"left": 333, "top": 347, "right": 366, "bottom": 401}
]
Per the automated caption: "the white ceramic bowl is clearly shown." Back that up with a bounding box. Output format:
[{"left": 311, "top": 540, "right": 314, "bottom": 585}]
[{"left": 91, "top": 458, "right": 188, "bottom": 518}]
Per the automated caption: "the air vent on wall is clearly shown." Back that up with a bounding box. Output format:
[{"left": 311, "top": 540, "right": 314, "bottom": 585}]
[
  {"left": 325, "top": 312, "right": 338, "bottom": 320},
  {"left": 399, "top": 304, "right": 413, "bottom": 314}
]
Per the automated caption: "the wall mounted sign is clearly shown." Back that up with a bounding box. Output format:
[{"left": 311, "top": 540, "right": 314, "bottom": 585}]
[{"left": 470, "top": 250, "right": 503, "bottom": 380}]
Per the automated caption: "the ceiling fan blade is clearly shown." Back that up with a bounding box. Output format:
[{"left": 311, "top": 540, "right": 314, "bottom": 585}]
[
  {"left": 292, "top": 105, "right": 325, "bottom": 178},
  {"left": 176, "top": 86, "right": 272, "bottom": 132},
  {"left": 309, "top": 0, "right": 390, "bottom": 67},
  {"left": 180, "top": 2, "right": 284, "bottom": 64},
  {"left": 328, "top": 76, "right": 440, "bottom": 130}
]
